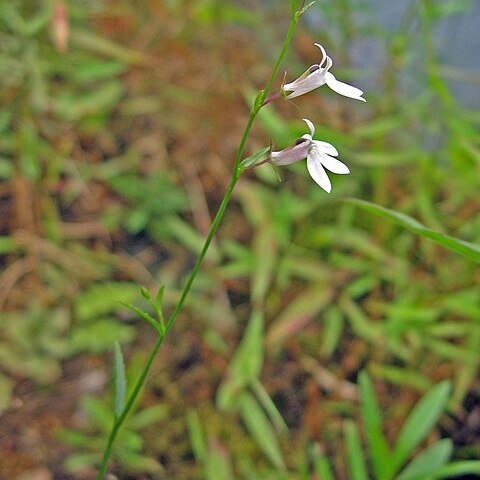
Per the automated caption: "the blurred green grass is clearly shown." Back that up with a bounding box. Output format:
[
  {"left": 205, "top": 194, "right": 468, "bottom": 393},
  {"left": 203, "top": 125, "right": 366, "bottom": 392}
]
[{"left": 0, "top": 0, "right": 479, "bottom": 479}]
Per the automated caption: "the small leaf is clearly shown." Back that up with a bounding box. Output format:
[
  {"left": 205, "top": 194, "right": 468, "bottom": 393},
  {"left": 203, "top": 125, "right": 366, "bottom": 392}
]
[
  {"left": 129, "top": 404, "right": 169, "bottom": 430},
  {"left": 391, "top": 381, "right": 451, "bottom": 473},
  {"left": 396, "top": 439, "right": 453, "bottom": 480},
  {"left": 346, "top": 199, "right": 480, "bottom": 263},
  {"left": 239, "top": 146, "right": 271, "bottom": 169},
  {"left": 121, "top": 301, "right": 163, "bottom": 335},
  {"left": 140, "top": 287, "right": 152, "bottom": 300},
  {"left": 253, "top": 90, "right": 265, "bottom": 110},
  {"left": 113, "top": 342, "right": 127, "bottom": 417},
  {"left": 155, "top": 286, "right": 166, "bottom": 326},
  {"left": 156, "top": 285, "right": 165, "bottom": 306}
]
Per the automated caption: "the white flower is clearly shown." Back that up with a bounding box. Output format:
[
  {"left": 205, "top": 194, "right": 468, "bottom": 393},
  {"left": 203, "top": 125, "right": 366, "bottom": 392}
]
[
  {"left": 271, "top": 119, "right": 350, "bottom": 192},
  {"left": 283, "top": 44, "right": 366, "bottom": 102}
]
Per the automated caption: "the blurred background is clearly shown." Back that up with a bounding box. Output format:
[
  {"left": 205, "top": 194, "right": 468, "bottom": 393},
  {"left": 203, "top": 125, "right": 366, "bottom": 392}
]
[{"left": 1, "top": 0, "right": 479, "bottom": 479}]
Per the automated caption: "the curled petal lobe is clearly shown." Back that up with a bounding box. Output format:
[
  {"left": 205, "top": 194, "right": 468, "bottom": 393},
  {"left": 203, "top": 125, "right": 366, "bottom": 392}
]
[
  {"left": 307, "top": 154, "right": 332, "bottom": 192},
  {"left": 324, "top": 72, "right": 366, "bottom": 102},
  {"left": 314, "top": 43, "right": 328, "bottom": 67},
  {"left": 303, "top": 118, "right": 315, "bottom": 137}
]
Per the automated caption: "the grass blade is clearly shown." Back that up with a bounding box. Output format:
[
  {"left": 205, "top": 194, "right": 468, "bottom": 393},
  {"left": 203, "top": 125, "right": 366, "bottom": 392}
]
[
  {"left": 344, "top": 420, "right": 369, "bottom": 480},
  {"left": 391, "top": 381, "right": 451, "bottom": 474},
  {"left": 358, "top": 372, "right": 392, "bottom": 480},
  {"left": 431, "top": 461, "right": 480, "bottom": 478},
  {"left": 239, "top": 392, "right": 285, "bottom": 470},
  {"left": 396, "top": 439, "right": 453, "bottom": 480},
  {"left": 312, "top": 445, "right": 336, "bottom": 480},
  {"left": 346, "top": 199, "right": 480, "bottom": 263},
  {"left": 217, "top": 310, "right": 264, "bottom": 409},
  {"left": 205, "top": 439, "right": 234, "bottom": 480}
]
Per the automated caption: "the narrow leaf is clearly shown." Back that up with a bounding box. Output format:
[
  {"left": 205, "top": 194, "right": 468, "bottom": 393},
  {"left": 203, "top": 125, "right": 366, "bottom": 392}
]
[
  {"left": 431, "top": 461, "right": 480, "bottom": 478},
  {"left": 239, "top": 146, "right": 271, "bottom": 169},
  {"left": 392, "top": 381, "right": 451, "bottom": 473},
  {"left": 121, "top": 301, "right": 163, "bottom": 335},
  {"left": 186, "top": 409, "right": 207, "bottom": 462},
  {"left": 312, "top": 446, "right": 335, "bottom": 480},
  {"left": 231, "top": 310, "right": 264, "bottom": 384},
  {"left": 396, "top": 439, "right": 453, "bottom": 480},
  {"left": 358, "top": 372, "right": 392, "bottom": 480},
  {"left": 217, "top": 310, "right": 264, "bottom": 409},
  {"left": 205, "top": 439, "right": 234, "bottom": 480},
  {"left": 344, "top": 420, "right": 369, "bottom": 480},
  {"left": 346, "top": 199, "right": 480, "bottom": 262},
  {"left": 252, "top": 379, "right": 288, "bottom": 434},
  {"left": 113, "top": 342, "right": 126, "bottom": 417},
  {"left": 239, "top": 393, "right": 285, "bottom": 469}
]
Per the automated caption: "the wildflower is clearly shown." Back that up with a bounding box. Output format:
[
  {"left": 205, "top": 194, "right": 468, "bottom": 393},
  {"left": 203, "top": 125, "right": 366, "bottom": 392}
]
[
  {"left": 283, "top": 44, "right": 365, "bottom": 102},
  {"left": 271, "top": 119, "right": 349, "bottom": 192}
]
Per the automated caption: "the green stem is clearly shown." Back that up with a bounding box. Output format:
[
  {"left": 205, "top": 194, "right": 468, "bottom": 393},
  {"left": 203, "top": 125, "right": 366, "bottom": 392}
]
[
  {"left": 165, "top": 172, "right": 239, "bottom": 333},
  {"left": 97, "top": 7, "right": 300, "bottom": 478}
]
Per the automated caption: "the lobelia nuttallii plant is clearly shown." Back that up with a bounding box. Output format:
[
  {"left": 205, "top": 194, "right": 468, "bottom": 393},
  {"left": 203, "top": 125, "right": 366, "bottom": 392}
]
[{"left": 97, "top": 2, "right": 366, "bottom": 477}]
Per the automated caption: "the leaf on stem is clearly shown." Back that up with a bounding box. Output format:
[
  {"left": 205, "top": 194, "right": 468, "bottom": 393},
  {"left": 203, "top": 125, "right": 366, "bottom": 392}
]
[
  {"left": 121, "top": 301, "right": 164, "bottom": 335},
  {"left": 239, "top": 146, "right": 271, "bottom": 170}
]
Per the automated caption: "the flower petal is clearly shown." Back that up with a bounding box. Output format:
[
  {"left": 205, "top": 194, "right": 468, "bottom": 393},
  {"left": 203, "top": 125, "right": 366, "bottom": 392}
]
[
  {"left": 314, "top": 43, "right": 328, "bottom": 67},
  {"left": 324, "top": 72, "right": 366, "bottom": 102},
  {"left": 271, "top": 140, "right": 311, "bottom": 166},
  {"left": 318, "top": 151, "right": 350, "bottom": 174},
  {"left": 307, "top": 152, "right": 332, "bottom": 192},
  {"left": 303, "top": 118, "right": 315, "bottom": 137},
  {"left": 314, "top": 140, "right": 338, "bottom": 157}
]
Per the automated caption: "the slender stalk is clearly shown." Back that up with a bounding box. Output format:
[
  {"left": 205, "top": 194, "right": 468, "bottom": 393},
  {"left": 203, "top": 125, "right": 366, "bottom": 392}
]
[
  {"left": 165, "top": 173, "right": 239, "bottom": 333},
  {"left": 97, "top": 6, "right": 302, "bottom": 478},
  {"left": 262, "top": 91, "right": 282, "bottom": 107}
]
